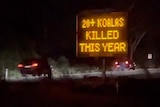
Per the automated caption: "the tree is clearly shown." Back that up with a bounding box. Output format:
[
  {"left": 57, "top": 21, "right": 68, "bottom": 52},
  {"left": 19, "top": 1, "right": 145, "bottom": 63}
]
[
  {"left": 129, "top": 31, "right": 146, "bottom": 60},
  {"left": 113, "top": 0, "right": 153, "bottom": 79},
  {"left": 0, "top": 49, "right": 21, "bottom": 78},
  {"left": 57, "top": 56, "right": 70, "bottom": 76},
  {"left": 126, "top": 1, "right": 151, "bottom": 60},
  {"left": 110, "top": 0, "right": 150, "bottom": 60}
]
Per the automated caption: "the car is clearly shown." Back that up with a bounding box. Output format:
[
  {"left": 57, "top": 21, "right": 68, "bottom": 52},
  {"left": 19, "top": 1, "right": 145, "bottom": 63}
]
[
  {"left": 17, "top": 57, "right": 52, "bottom": 79},
  {"left": 111, "top": 57, "right": 136, "bottom": 71}
]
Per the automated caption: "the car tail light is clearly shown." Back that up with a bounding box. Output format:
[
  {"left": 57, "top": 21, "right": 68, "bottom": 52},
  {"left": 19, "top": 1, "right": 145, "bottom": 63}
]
[
  {"left": 115, "top": 61, "right": 118, "bottom": 65},
  {"left": 32, "top": 63, "right": 38, "bottom": 67},
  {"left": 125, "top": 61, "right": 129, "bottom": 64},
  {"left": 18, "top": 64, "right": 24, "bottom": 68}
]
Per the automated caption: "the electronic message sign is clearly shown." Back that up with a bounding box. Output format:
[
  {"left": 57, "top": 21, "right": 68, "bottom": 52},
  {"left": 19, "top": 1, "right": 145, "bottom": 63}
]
[{"left": 76, "top": 11, "right": 128, "bottom": 57}]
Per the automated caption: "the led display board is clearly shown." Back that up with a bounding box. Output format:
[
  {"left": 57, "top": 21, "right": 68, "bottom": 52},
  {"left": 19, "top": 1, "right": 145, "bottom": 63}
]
[{"left": 76, "top": 11, "right": 128, "bottom": 57}]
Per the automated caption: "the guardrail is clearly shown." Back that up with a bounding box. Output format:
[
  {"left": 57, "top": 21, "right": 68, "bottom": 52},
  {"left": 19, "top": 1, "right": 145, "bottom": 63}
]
[
  {"left": 4, "top": 68, "right": 160, "bottom": 81},
  {"left": 62, "top": 68, "right": 160, "bottom": 79}
]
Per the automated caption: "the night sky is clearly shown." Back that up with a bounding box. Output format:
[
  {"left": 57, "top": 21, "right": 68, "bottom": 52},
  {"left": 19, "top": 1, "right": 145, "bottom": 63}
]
[{"left": 0, "top": 0, "right": 160, "bottom": 60}]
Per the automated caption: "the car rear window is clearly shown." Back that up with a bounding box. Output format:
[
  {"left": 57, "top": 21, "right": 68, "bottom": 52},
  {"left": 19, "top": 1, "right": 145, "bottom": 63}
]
[{"left": 23, "top": 58, "right": 40, "bottom": 64}]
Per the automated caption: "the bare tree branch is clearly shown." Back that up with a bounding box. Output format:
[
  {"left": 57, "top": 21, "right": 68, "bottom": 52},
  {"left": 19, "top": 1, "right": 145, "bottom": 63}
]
[
  {"left": 130, "top": 31, "right": 146, "bottom": 60},
  {"left": 132, "top": 35, "right": 139, "bottom": 48},
  {"left": 127, "top": 1, "right": 135, "bottom": 12},
  {"left": 133, "top": 31, "right": 146, "bottom": 51}
]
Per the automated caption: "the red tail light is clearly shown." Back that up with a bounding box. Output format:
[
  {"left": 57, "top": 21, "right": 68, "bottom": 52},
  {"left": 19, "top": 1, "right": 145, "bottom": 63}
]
[
  {"left": 32, "top": 63, "right": 38, "bottom": 67},
  {"left": 125, "top": 61, "right": 129, "bottom": 64},
  {"left": 18, "top": 64, "right": 24, "bottom": 68},
  {"left": 115, "top": 61, "right": 118, "bottom": 65}
]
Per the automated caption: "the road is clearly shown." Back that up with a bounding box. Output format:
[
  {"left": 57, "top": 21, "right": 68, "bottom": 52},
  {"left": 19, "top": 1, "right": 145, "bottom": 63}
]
[
  {"left": 2, "top": 68, "right": 160, "bottom": 107},
  {"left": 4, "top": 68, "right": 160, "bottom": 81}
]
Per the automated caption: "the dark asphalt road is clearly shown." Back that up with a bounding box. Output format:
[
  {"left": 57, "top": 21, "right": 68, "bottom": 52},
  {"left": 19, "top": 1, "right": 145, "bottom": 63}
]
[{"left": 0, "top": 77, "right": 160, "bottom": 107}]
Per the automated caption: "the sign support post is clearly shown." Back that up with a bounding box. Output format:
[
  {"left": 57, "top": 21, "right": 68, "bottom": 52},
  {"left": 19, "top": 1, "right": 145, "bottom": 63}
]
[{"left": 102, "top": 58, "right": 106, "bottom": 79}]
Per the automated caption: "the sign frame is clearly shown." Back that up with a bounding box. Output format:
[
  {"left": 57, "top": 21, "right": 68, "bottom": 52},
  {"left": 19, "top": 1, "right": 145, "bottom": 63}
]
[{"left": 76, "top": 11, "right": 128, "bottom": 57}]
